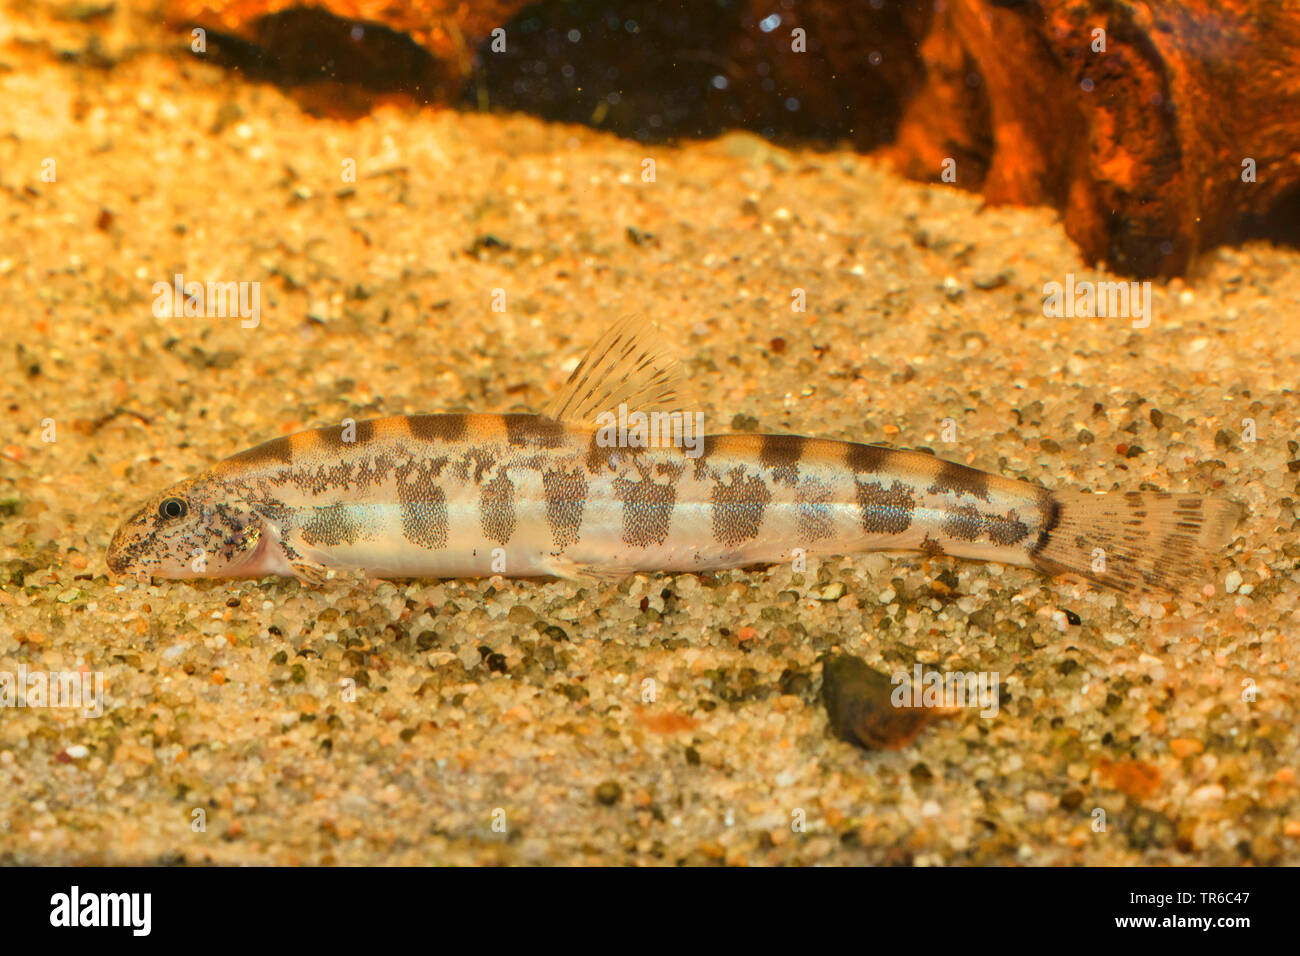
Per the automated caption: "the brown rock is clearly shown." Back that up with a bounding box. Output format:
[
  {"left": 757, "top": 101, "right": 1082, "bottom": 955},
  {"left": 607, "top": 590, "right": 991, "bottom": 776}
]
[{"left": 820, "top": 654, "right": 951, "bottom": 750}]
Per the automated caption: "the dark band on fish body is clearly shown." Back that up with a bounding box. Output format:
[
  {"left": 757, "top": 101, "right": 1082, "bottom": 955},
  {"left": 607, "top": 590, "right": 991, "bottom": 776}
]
[
  {"left": 466, "top": 448, "right": 498, "bottom": 484},
  {"left": 691, "top": 435, "right": 723, "bottom": 481},
  {"left": 408, "top": 414, "right": 469, "bottom": 443},
  {"left": 711, "top": 467, "right": 772, "bottom": 546},
  {"left": 613, "top": 474, "right": 675, "bottom": 547},
  {"left": 543, "top": 466, "right": 587, "bottom": 550},
  {"left": 300, "top": 501, "right": 361, "bottom": 548},
  {"left": 855, "top": 480, "right": 915, "bottom": 535},
  {"left": 927, "top": 459, "right": 992, "bottom": 502},
  {"left": 480, "top": 472, "right": 517, "bottom": 545},
  {"left": 504, "top": 413, "right": 566, "bottom": 449},
  {"left": 758, "top": 435, "right": 805, "bottom": 487},
  {"left": 584, "top": 434, "right": 619, "bottom": 475},
  {"left": 845, "top": 442, "right": 889, "bottom": 474},
  {"left": 941, "top": 503, "right": 984, "bottom": 542},
  {"left": 396, "top": 460, "right": 449, "bottom": 550},
  {"left": 794, "top": 478, "right": 834, "bottom": 543},
  {"left": 986, "top": 509, "right": 1031, "bottom": 546},
  {"left": 225, "top": 435, "right": 293, "bottom": 469},
  {"left": 319, "top": 419, "right": 376, "bottom": 448},
  {"left": 1028, "top": 496, "right": 1061, "bottom": 557}
]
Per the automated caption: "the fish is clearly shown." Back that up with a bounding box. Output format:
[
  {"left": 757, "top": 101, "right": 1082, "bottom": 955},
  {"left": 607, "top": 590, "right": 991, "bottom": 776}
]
[{"left": 107, "top": 318, "right": 1242, "bottom": 594}]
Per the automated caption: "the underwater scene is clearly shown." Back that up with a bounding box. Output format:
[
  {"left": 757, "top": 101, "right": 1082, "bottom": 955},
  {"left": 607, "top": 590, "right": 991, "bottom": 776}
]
[{"left": 1, "top": 0, "right": 1298, "bottom": 888}]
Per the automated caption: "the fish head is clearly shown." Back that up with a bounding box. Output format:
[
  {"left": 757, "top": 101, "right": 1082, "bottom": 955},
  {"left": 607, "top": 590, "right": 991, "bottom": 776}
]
[{"left": 107, "top": 478, "right": 265, "bottom": 580}]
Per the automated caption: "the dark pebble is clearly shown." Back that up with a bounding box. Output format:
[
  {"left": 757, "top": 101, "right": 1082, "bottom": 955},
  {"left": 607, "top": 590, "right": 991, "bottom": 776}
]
[
  {"left": 778, "top": 667, "right": 813, "bottom": 699},
  {"left": 594, "top": 781, "right": 622, "bottom": 806},
  {"left": 820, "top": 654, "right": 945, "bottom": 750}
]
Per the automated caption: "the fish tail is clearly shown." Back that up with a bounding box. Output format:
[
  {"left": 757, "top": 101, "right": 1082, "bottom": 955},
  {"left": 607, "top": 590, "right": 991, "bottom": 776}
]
[{"left": 1029, "top": 491, "right": 1244, "bottom": 595}]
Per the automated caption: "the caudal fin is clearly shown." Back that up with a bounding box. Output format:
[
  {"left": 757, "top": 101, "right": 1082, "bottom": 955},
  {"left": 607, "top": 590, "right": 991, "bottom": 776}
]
[{"left": 1031, "top": 492, "right": 1243, "bottom": 595}]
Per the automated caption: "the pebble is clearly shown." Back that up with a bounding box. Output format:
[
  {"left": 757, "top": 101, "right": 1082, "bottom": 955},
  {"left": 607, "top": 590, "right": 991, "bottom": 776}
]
[
  {"left": 1191, "top": 784, "right": 1226, "bottom": 806},
  {"left": 1025, "top": 791, "right": 1054, "bottom": 814},
  {"left": 594, "top": 781, "right": 623, "bottom": 806}
]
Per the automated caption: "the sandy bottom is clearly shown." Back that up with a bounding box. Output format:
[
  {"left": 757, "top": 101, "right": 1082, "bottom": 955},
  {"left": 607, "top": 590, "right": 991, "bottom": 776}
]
[{"left": 1, "top": 8, "right": 1297, "bottom": 865}]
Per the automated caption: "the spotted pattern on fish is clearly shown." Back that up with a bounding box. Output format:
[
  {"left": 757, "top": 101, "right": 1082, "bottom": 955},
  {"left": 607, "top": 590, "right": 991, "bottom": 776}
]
[
  {"left": 711, "top": 467, "right": 772, "bottom": 546},
  {"left": 466, "top": 448, "right": 497, "bottom": 484},
  {"left": 480, "top": 471, "right": 516, "bottom": 545},
  {"left": 613, "top": 470, "right": 675, "bottom": 547},
  {"left": 584, "top": 435, "right": 620, "bottom": 475},
  {"left": 845, "top": 441, "right": 889, "bottom": 474},
  {"left": 986, "top": 509, "right": 1031, "bottom": 546},
  {"left": 396, "top": 460, "right": 449, "bottom": 550},
  {"left": 301, "top": 501, "right": 362, "bottom": 548},
  {"left": 759, "top": 434, "right": 804, "bottom": 487},
  {"left": 543, "top": 466, "right": 586, "bottom": 550},
  {"left": 928, "top": 459, "right": 992, "bottom": 502},
  {"left": 794, "top": 477, "right": 835, "bottom": 543},
  {"left": 919, "top": 534, "right": 946, "bottom": 556},
  {"left": 505, "top": 413, "right": 566, "bottom": 449},
  {"left": 941, "top": 503, "right": 984, "bottom": 541},
  {"left": 1029, "top": 496, "right": 1061, "bottom": 557},
  {"left": 855, "top": 480, "right": 915, "bottom": 535}
]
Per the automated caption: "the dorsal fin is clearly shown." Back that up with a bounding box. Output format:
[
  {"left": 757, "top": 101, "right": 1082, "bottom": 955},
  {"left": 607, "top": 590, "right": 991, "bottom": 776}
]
[{"left": 543, "top": 316, "right": 689, "bottom": 425}]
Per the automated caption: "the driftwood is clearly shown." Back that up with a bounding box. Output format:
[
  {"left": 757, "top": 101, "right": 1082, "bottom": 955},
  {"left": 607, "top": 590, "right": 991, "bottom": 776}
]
[
  {"left": 872, "top": 0, "right": 1300, "bottom": 276},
  {"left": 165, "top": 0, "right": 1300, "bottom": 276}
]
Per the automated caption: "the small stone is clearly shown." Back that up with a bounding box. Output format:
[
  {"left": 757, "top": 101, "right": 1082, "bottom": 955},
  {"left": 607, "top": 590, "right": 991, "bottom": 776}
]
[
  {"left": 818, "top": 582, "right": 845, "bottom": 601},
  {"left": 1191, "top": 783, "right": 1225, "bottom": 806},
  {"left": 820, "top": 654, "right": 949, "bottom": 750},
  {"left": 65, "top": 745, "right": 89, "bottom": 760},
  {"left": 1224, "top": 570, "right": 1243, "bottom": 594},
  {"left": 1025, "top": 791, "right": 1054, "bottom": 814},
  {"left": 594, "top": 781, "right": 622, "bottom": 806}
]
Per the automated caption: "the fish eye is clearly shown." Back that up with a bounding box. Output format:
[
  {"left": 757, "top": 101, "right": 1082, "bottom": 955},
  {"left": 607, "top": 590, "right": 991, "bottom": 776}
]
[{"left": 158, "top": 497, "right": 188, "bottom": 520}]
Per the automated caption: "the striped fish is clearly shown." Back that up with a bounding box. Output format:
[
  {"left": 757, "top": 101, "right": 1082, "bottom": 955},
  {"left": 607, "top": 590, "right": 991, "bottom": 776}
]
[{"left": 107, "top": 321, "right": 1241, "bottom": 594}]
